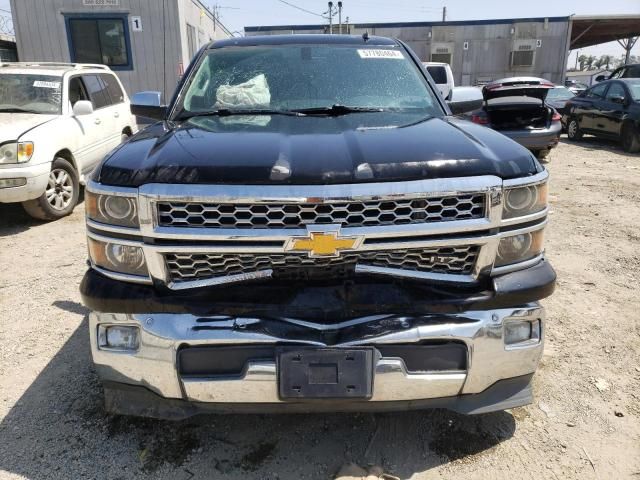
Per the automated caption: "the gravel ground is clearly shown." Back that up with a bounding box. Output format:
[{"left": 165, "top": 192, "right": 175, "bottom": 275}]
[{"left": 0, "top": 137, "right": 639, "bottom": 480}]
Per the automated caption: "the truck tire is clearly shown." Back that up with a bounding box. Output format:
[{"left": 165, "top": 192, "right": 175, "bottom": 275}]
[
  {"left": 22, "top": 157, "right": 80, "bottom": 221},
  {"left": 621, "top": 124, "right": 640, "bottom": 153},
  {"left": 567, "top": 118, "right": 582, "bottom": 141}
]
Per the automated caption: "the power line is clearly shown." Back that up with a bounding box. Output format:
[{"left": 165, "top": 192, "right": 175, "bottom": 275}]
[{"left": 275, "top": 0, "right": 327, "bottom": 18}]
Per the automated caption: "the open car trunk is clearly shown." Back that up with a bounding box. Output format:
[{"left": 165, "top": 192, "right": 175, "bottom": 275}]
[
  {"left": 482, "top": 77, "right": 554, "bottom": 130},
  {"left": 485, "top": 101, "right": 552, "bottom": 130}
]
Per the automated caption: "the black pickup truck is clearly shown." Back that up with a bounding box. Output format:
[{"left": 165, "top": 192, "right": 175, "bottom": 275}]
[{"left": 80, "top": 35, "right": 555, "bottom": 419}]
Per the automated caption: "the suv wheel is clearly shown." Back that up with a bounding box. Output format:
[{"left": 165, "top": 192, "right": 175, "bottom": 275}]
[
  {"left": 567, "top": 118, "right": 582, "bottom": 140},
  {"left": 621, "top": 124, "right": 640, "bottom": 153},
  {"left": 22, "top": 157, "right": 80, "bottom": 221}
]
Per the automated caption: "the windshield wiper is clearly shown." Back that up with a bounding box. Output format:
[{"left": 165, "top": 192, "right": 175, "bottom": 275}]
[
  {"left": 0, "top": 107, "right": 42, "bottom": 114},
  {"left": 179, "top": 108, "right": 305, "bottom": 120},
  {"left": 292, "top": 104, "right": 386, "bottom": 116}
]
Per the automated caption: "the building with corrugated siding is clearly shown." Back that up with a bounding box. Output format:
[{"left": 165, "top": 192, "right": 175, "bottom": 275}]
[
  {"left": 0, "top": 34, "right": 17, "bottom": 62},
  {"left": 245, "top": 17, "right": 574, "bottom": 86},
  {"left": 9, "top": 0, "right": 231, "bottom": 100}
]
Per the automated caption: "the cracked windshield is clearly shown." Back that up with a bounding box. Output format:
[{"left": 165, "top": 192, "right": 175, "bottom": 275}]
[
  {"left": 182, "top": 45, "right": 439, "bottom": 114},
  {"left": 0, "top": 74, "right": 62, "bottom": 114}
]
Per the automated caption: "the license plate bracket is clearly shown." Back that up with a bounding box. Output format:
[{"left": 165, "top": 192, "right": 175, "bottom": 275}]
[{"left": 277, "top": 347, "right": 374, "bottom": 400}]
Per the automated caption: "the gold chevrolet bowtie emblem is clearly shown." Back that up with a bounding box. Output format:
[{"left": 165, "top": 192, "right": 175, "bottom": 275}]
[{"left": 288, "top": 231, "right": 360, "bottom": 258}]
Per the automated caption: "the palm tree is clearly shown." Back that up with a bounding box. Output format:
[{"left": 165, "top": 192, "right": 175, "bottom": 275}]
[
  {"left": 578, "top": 54, "right": 587, "bottom": 70},
  {"left": 585, "top": 55, "right": 595, "bottom": 70},
  {"left": 600, "top": 55, "right": 612, "bottom": 70}
]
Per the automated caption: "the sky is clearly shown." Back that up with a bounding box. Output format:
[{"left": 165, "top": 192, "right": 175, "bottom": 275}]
[{"left": 1, "top": 0, "right": 639, "bottom": 68}]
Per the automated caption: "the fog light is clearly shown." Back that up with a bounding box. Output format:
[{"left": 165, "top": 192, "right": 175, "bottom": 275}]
[
  {"left": 98, "top": 325, "right": 139, "bottom": 351},
  {"left": 0, "top": 178, "right": 27, "bottom": 188},
  {"left": 504, "top": 319, "right": 540, "bottom": 345}
]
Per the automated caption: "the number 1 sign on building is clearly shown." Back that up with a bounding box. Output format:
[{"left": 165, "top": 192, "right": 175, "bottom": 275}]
[{"left": 131, "top": 16, "right": 143, "bottom": 32}]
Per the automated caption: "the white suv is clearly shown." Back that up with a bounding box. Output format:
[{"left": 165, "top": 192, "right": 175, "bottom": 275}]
[{"left": 0, "top": 63, "right": 135, "bottom": 220}]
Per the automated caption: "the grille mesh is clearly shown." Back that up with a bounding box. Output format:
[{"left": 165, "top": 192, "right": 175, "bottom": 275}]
[
  {"left": 165, "top": 246, "right": 479, "bottom": 283},
  {"left": 157, "top": 195, "right": 485, "bottom": 229}
]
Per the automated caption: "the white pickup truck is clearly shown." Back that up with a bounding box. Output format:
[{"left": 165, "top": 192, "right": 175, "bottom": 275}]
[
  {"left": 0, "top": 63, "right": 135, "bottom": 220},
  {"left": 422, "top": 62, "right": 454, "bottom": 100}
]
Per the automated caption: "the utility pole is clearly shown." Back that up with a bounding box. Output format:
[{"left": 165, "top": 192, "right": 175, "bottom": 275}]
[
  {"left": 442, "top": 6, "right": 446, "bottom": 22},
  {"left": 338, "top": 1, "right": 343, "bottom": 35},
  {"left": 328, "top": 1, "right": 333, "bottom": 34}
]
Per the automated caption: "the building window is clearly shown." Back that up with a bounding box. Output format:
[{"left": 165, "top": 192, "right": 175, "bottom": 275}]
[
  {"left": 431, "top": 53, "right": 452, "bottom": 64},
  {"left": 65, "top": 15, "right": 132, "bottom": 70},
  {"left": 510, "top": 50, "right": 534, "bottom": 67}
]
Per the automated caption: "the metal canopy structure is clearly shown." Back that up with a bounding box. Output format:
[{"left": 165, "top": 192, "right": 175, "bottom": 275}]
[{"left": 570, "top": 15, "right": 640, "bottom": 49}]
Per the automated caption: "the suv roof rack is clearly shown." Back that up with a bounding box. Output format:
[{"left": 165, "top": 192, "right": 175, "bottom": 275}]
[{"left": 0, "top": 62, "right": 110, "bottom": 70}]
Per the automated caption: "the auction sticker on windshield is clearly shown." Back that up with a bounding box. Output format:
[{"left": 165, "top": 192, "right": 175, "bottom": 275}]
[
  {"left": 357, "top": 49, "right": 403, "bottom": 59},
  {"left": 33, "top": 81, "right": 61, "bottom": 89}
]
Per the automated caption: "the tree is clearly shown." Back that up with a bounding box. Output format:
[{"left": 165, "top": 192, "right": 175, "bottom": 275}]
[
  {"left": 600, "top": 55, "right": 612, "bottom": 70},
  {"left": 585, "top": 55, "right": 595, "bottom": 70},
  {"left": 578, "top": 54, "right": 587, "bottom": 70}
]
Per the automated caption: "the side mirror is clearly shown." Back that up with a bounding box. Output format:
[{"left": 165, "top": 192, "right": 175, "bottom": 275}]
[
  {"left": 595, "top": 75, "right": 606, "bottom": 82},
  {"left": 446, "top": 86, "right": 484, "bottom": 115},
  {"left": 610, "top": 95, "right": 626, "bottom": 105},
  {"left": 447, "top": 99, "right": 483, "bottom": 115},
  {"left": 131, "top": 91, "right": 167, "bottom": 120},
  {"left": 72, "top": 100, "right": 93, "bottom": 116}
]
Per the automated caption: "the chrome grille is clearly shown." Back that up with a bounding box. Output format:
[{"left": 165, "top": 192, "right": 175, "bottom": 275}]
[
  {"left": 157, "top": 194, "right": 486, "bottom": 229},
  {"left": 165, "top": 246, "right": 479, "bottom": 283}
]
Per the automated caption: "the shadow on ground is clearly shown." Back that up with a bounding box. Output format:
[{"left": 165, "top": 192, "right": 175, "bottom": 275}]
[
  {"left": 0, "top": 204, "right": 44, "bottom": 237},
  {"left": 0, "top": 302, "right": 516, "bottom": 480},
  {"left": 0, "top": 193, "right": 85, "bottom": 237},
  {"left": 559, "top": 135, "right": 640, "bottom": 157}
]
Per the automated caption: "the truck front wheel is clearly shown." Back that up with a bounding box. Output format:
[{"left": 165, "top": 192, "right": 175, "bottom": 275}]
[{"left": 22, "top": 157, "right": 79, "bottom": 221}]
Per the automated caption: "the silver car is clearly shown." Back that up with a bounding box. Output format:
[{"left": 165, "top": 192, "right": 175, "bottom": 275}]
[{"left": 466, "top": 77, "right": 562, "bottom": 160}]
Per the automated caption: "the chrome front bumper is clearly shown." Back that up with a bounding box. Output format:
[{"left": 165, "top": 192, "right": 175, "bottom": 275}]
[{"left": 90, "top": 304, "right": 544, "bottom": 411}]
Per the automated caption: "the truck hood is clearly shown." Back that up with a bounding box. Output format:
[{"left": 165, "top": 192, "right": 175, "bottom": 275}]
[
  {"left": 0, "top": 113, "right": 58, "bottom": 140},
  {"left": 97, "top": 112, "right": 541, "bottom": 187}
]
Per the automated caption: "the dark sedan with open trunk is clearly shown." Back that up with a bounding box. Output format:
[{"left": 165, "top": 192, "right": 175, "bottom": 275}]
[{"left": 466, "top": 77, "right": 562, "bottom": 160}]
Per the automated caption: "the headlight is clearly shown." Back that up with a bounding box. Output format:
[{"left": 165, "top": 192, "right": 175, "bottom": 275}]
[
  {"left": 0, "top": 142, "right": 34, "bottom": 164},
  {"left": 87, "top": 237, "right": 148, "bottom": 277},
  {"left": 495, "top": 229, "right": 545, "bottom": 267},
  {"left": 503, "top": 182, "right": 547, "bottom": 219},
  {"left": 86, "top": 191, "right": 139, "bottom": 228}
]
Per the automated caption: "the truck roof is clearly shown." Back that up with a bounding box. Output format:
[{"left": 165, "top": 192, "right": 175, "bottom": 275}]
[{"left": 210, "top": 34, "right": 399, "bottom": 49}]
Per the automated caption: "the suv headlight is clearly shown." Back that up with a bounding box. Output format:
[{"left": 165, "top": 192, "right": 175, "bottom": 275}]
[
  {"left": 0, "top": 142, "right": 34, "bottom": 164},
  {"left": 86, "top": 191, "right": 139, "bottom": 228},
  {"left": 495, "top": 228, "right": 545, "bottom": 268},
  {"left": 87, "top": 237, "right": 149, "bottom": 277},
  {"left": 503, "top": 182, "right": 547, "bottom": 219}
]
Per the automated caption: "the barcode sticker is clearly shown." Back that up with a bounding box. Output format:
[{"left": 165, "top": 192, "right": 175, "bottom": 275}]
[
  {"left": 357, "top": 49, "right": 404, "bottom": 59},
  {"left": 33, "top": 81, "right": 61, "bottom": 89}
]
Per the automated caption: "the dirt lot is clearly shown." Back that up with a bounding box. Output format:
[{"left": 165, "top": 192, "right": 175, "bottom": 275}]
[{"left": 0, "top": 137, "right": 639, "bottom": 480}]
